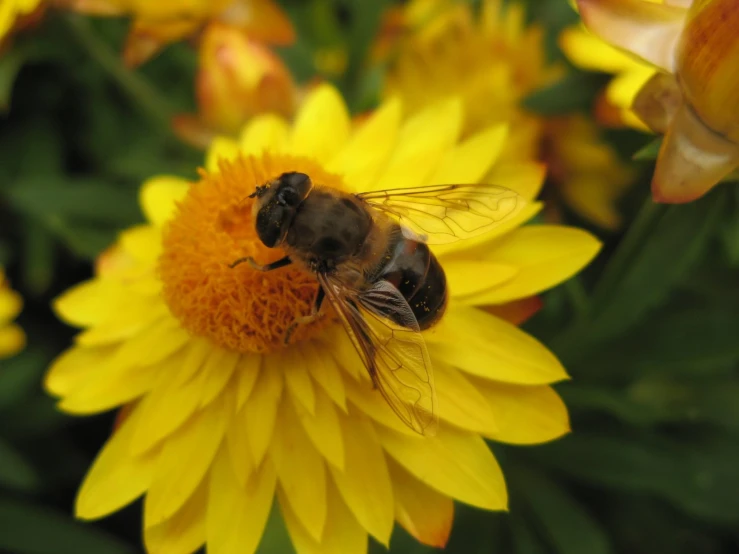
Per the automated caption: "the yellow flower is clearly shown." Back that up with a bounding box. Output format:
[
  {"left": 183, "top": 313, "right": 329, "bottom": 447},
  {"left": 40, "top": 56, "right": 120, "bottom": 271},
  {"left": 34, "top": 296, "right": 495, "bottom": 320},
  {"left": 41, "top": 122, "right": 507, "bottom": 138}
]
[
  {"left": 559, "top": 25, "right": 656, "bottom": 130},
  {"left": 64, "top": 0, "right": 294, "bottom": 66},
  {"left": 46, "top": 84, "right": 600, "bottom": 554},
  {"left": 172, "top": 22, "right": 297, "bottom": 149},
  {"left": 0, "top": 0, "right": 44, "bottom": 44},
  {"left": 574, "top": 0, "right": 739, "bottom": 202},
  {"left": 383, "top": 0, "right": 634, "bottom": 228},
  {"left": 0, "top": 268, "right": 25, "bottom": 359}
]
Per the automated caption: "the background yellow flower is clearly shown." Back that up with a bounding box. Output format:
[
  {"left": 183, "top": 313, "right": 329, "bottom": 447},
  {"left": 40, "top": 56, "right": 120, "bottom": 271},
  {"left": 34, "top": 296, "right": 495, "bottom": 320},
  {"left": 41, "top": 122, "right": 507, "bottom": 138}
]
[
  {"left": 0, "top": 268, "right": 25, "bottom": 359},
  {"left": 46, "top": 84, "right": 600, "bottom": 554}
]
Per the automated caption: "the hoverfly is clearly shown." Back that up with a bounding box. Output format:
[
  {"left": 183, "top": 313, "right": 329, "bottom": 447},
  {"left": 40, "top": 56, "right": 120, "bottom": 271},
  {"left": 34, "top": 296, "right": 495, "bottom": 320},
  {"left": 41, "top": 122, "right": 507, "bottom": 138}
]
[{"left": 230, "top": 172, "right": 522, "bottom": 435}]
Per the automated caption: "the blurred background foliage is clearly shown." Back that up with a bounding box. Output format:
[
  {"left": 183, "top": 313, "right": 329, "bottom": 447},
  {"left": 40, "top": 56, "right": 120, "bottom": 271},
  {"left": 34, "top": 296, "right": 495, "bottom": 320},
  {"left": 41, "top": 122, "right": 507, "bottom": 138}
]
[{"left": 0, "top": 0, "right": 738, "bottom": 553}]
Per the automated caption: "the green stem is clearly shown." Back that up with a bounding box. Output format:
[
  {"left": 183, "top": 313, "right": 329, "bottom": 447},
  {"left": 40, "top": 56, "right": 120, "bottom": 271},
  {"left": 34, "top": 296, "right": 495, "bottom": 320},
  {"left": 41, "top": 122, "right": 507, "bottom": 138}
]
[{"left": 62, "top": 14, "right": 174, "bottom": 132}]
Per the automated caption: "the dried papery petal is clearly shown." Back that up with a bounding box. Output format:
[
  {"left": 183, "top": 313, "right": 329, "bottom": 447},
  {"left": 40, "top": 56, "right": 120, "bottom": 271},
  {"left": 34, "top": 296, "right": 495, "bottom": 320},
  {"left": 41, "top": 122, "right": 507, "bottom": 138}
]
[
  {"left": 677, "top": 0, "right": 739, "bottom": 143},
  {"left": 632, "top": 71, "right": 683, "bottom": 134},
  {"left": 652, "top": 103, "right": 739, "bottom": 203},
  {"left": 576, "top": 0, "right": 688, "bottom": 72}
]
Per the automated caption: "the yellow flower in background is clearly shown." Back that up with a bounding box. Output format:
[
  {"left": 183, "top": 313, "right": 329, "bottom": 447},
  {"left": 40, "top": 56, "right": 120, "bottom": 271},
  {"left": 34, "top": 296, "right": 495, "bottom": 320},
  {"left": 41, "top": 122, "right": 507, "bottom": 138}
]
[
  {"left": 559, "top": 25, "right": 656, "bottom": 130},
  {"left": 543, "top": 115, "right": 635, "bottom": 230},
  {"left": 0, "top": 0, "right": 44, "bottom": 44},
  {"left": 383, "top": 0, "right": 635, "bottom": 228},
  {"left": 46, "top": 83, "right": 600, "bottom": 554},
  {"left": 173, "top": 22, "right": 297, "bottom": 149},
  {"left": 574, "top": 0, "right": 739, "bottom": 203},
  {"left": 0, "top": 268, "right": 25, "bottom": 359},
  {"left": 64, "top": 0, "right": 294, "bottom": 66}
]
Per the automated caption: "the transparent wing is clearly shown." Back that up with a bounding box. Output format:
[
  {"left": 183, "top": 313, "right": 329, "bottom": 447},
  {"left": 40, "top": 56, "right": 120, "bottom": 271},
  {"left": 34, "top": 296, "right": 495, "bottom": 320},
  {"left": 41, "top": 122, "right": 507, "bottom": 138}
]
[
  {"left": 357, "top": 184, "right": 523, "bottom": 244},
  {"left": 317, "top": 273, "right": 438, "bottom": 436}
]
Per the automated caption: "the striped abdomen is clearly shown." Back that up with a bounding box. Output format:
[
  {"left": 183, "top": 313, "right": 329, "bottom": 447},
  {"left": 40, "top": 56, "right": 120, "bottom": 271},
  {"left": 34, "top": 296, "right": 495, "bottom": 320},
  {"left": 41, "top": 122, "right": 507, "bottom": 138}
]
[{"left": 376, "top": 231, "right": 448, "bottom": 330}]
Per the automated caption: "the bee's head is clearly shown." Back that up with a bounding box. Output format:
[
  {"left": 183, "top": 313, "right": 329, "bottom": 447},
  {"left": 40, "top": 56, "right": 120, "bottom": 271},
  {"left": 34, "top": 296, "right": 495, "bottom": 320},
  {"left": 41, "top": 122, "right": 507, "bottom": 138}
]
[{"left": 251, "top": 172, "right": 313, "bottom": 248}]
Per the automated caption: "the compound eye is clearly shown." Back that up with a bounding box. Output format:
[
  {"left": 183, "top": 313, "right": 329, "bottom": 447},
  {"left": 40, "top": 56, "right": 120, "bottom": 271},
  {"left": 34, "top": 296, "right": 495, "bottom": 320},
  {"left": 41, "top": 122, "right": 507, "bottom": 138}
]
[{"left": 280, "top": 172, "right": 310, "bottom": 189}]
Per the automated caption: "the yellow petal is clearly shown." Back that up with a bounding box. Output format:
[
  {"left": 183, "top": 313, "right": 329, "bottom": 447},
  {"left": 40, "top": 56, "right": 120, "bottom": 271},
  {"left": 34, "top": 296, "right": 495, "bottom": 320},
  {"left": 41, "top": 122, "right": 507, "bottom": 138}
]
[
  {"left": 373, "top": 98, "right": 463, "bottom": 192},
  {"left": 281, "top": 479, "right": 367, "bottom": 554},
  {"left": 389, "top": 458, "right": 453, "bottom": 548},
  {"left": 343, "top": 376, "right": 416, "bottom": 437},
  {"left": 225, "top": 411, "right": 254, "bottom": 487},
  {"left": 144, "top": 477, "right": 207, "bottom": 554},
  {"left": 293, "top": 386, "right": 345, "bottom": 470},
  {"left": 45, "top": 345, "right": 117, "bottom": 398},
  {"left": 239, "top": 113, "right": 290, "bottom": 155},
  {"left": 283, "top": 347, "right": 316, "bottom": 415},
  {"left": 54, "top": 280, "right": 122, "bottom": 328},
  {"left": 303, "top": 341, "right": 346, "bottom": 411},
  {"left": 328, "top": 413, "right": 394, "bottom": 545},
  {"left": 173, "top": 336, "right": 213, "bottom": 386},
  {"left": 140, "top": 176, "right": 190, "bottom": 227},
  {"left": 429, "top": 124, "right": 509, "bottom": 185},
  {"left": 0, "top": 287, "right": 22, "bottom": 322},
  {"left": 561, "top": 177, "right": 624, "bottom": 230},
  {"left": 236, "top": 354, "right": 261, "bottom": 410},
  {"left": 378, "top": 425, "right": 507, "bottom": 510},
  {"left": 145, "top": 397, "right": 229, "bottom": 527},
  {"left": 444, "top": 261, "right": 518, "bottom": 300},
  {"left": 72, "top": 300, "right": 168, "bottom": 348},
  {"left": 576, "top": 0, "right": 688, "bottom": 72},
  {"left": 76, "top": 405, "right": 158, "bottom": 520},
  {"left": 327, "top": 98, "right": 402, "bottom": 192},
  {"left": 474, "top": 381, "right": 570, "bottom": 445},
  {"left": 118, "top": 225, "right": 163, "bottom": 265},
  {"left": 486, "top": 162, "right": 546, "bottom": 201},
  {"left": 560, "top": 25, "right": 646, "bottom": 72},
  {"left": 205, "top": 136, "right": 240, "bottom": 173},
  {"left": 464, "top": 226, "right": 602, "bottom": 304},
  {"left": 652, "top": 102, "right": 739, "bottom": 203},
  {"left": 426, "top": 305, "right": 568, "bottom": 385},
  {"left": 198, "top": 349, "right": 240, "bottom": 407},
  {"left": 0, "top": 323, "right": 25, "bottom": 359},
  {"left": 243, "top": 362, "right": 283, "bottom": 465},
  {"left": 271, "top": 400, "right": 327, "bottom": 541},
  {"left": 324, "top": 327, "right": 371, "bottom": 384},
  {"left": 290, "top": 84, "right": 351, "bottom": 164},
  {"left": 606, "top": 66, "right": 657, "bottom": 115},
  {"left": 435, "top": 362, "right": 498, "bottom": 435},
  {"left": 207, "top": 445, "right": 276, "bottom": 554}
]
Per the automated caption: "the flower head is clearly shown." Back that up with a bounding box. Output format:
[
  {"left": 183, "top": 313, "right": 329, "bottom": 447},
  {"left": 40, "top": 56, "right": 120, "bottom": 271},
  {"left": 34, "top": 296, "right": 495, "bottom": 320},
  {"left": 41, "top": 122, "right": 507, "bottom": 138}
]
[
  {"left": 0, "top": 268, "right": 25, "bottom": 359},
  {"left": 65, "top": 0, "right": 294, "bottom": 66},
  {"left": 574, "top": 0, "right": 739, "bottom": 203},
  {"left": 173, "top": 22, "right": 297, "bottom": 148},
  {"left": 47, "top": 84, "right": 600, "bottom": 553}
]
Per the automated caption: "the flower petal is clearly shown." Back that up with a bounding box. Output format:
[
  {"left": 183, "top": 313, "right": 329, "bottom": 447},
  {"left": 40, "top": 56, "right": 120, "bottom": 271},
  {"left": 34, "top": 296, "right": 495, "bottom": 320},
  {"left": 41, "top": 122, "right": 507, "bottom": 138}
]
[
  {"left": 652, "top": 103, "right": 739, "bottom": 203},
  {"left": 328, "top": 97, "right": 402, "bottom": 192},
  {"left": 206, "top": 136, "right": 240, "bottom": 173},
  {"left": 284, "top": 347, "right": 316, "bottom": 415},
  {"left": 328, "top": 413, "right": 394, "bottom": 545},
  {"left": 290, "top": 84, "right": 351, "bottom": 164},
  {"left": 378, "top": 425, "right": 507, "bottom": 511},
  {"left": 444, "top": 261, "right": 518, "bottom": 300},
  {"left": 303, "top": 341, "right": 346, "bottom": 411},
  {"left": 45, "top": 345, "right": 117, "bottom": 397},
  {"left": 462, "top": 226, "right": 602, "bottom": 304},
  {"left": 145, "top": 395, "right": 229, "bottom": 527},
  {"left": 76, "top": 405, "right": 158, "bottom": 520},
  {"left": 199, "top": 349, "right": 240, "bottom": 407},
  {"left": 207, "top": 445, "right": 276, "bottom": 554},
  {"left": 429, "top": 124, "right": 508, "bottom": 185},
  {"left": 140, "top": 176, "right": 190, "bottom": 227},
  {"left": 484, "top": 297, "right": 543, "bottom": 326},
  {"left": 271, "top": 400, "right": 327, "bottom": 541},
  {"left": 144, "top": 477, "right": 207, "bottom": 554},
  {"left": 226, "top": 413, "right": 254, "bottom": 487},
  {"left": 243, "top": 361, "right": 284, "bottom": 465},
  {"left": 236, "top": 354, "right": 261, "bottom": 410},
  {"left": 373, "top": 98, "right": 463, "bottom": 191},
  {"left": 486, "top": 162, "right": 546, "bottom": 201},
  {"left": 575, "top": 0, "right": 688, "bottom": 72},
  {"left": 426, "top": 305, "right": 568, "bottom": 385},
  {"left": 239, "top": 113, "right": 290, "bottom": 155},
  {"left": 293, "top": 386, "right": 345, "bottom": 470},
  {"left": 560, "top": 25, "right": 645, "bottom": 72},
  {"left": 0, "top": 286, "right": 22, "bottom": 322},
  {"left": 435, "top": 362, "right": 498, "bottom": 435},
  {"left": 343, "top": 376, "right": 416, "bottom": 436},
  {"left": 388, "top": 458, "right": 454, "bottom": 549},
  {"left": 475, "top": 380, "right": 570, "bottom": 445},
  {"left": 0, "top": 324, "right": 25, "bottom": 359},
  {"left": 281, "top": 479, "right": 367, "bottom": 554}
]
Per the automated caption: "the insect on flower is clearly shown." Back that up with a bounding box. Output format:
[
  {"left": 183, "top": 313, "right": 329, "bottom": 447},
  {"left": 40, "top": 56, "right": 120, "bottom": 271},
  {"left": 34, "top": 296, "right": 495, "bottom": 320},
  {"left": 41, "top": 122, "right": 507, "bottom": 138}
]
[{"left": 234, "top": 171, "right": 522, "bottom": 435}]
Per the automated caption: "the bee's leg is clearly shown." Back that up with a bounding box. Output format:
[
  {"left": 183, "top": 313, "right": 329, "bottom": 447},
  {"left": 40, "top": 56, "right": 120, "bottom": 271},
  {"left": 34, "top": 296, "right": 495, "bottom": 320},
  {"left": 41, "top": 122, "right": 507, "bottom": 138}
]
[
  {"left": 284, "top": 287, "right": 325, "bottom": 344},
  {"left": 229, "top": 255, "right": 292, "bottom": 271}
]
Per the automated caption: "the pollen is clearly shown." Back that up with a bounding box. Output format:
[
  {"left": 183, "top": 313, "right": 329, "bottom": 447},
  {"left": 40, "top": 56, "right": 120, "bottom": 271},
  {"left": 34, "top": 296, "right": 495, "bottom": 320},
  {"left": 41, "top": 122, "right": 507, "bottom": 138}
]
[{"left": 159, "top": 153, "right": 343, "bottom": 354}]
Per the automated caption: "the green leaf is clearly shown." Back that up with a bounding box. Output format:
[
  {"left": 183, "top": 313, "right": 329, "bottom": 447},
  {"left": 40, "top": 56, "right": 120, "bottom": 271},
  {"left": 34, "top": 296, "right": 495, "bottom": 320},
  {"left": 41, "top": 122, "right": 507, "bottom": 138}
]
[
  {"left": 512, "top": 468, "right": 612, "bottom": 554},
  {"left": 535, "top": 432, "right": 739, "bottom": 524},
  {"left": 0, "top": 48, "right": 27, "bottom": 112},
  {"left": 0, "top": 438, "right": 39, "bottom": 492},
  {"left": 0, "top": 498, "right": 136, "bottom": 554},
  {"left": 632, "top": 138, "right": 662, "bottom": 161},
  {"left": 257, "top": 504, "right": 295, "bottom": 554},
  {"left": 0, "top": 349, "right": 48, "bottom": 409},
  {"left": 522, "top": 71, "right": 606, "bottom": 115}
]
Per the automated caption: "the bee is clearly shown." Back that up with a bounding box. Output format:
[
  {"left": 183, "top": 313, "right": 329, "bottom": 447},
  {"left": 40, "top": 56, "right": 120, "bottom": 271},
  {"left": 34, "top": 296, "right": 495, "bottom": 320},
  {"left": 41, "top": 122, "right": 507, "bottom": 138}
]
[{"left": 231, "top": 171, "right": 522, "bottom": 435}]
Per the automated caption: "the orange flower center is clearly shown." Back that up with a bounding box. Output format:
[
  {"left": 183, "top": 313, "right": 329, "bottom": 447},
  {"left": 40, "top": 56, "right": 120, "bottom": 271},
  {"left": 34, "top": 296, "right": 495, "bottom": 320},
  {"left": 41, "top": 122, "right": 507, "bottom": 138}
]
[{"left": 159, "top": 154, "right": 341, "bottom": 354}]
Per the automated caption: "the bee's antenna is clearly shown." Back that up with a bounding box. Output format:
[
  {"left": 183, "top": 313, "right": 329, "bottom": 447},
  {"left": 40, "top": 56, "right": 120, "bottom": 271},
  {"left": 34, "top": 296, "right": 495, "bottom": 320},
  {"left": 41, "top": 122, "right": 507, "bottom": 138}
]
[{"left": 249, "top": 184, "right": 269, "bottom": 198}]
